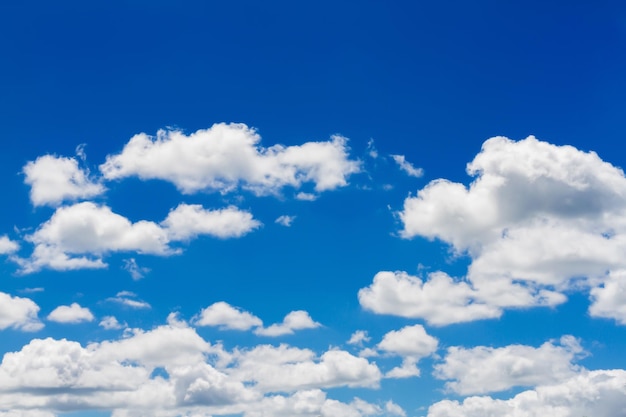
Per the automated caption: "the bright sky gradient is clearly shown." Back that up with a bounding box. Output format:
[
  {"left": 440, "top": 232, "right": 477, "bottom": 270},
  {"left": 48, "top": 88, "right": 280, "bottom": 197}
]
[{"left": 2, "top": 1, "right": 626, "bottom": 416}]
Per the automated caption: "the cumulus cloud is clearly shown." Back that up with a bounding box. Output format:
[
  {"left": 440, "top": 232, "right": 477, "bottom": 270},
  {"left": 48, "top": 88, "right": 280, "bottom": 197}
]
[
  {"left": 195, "top": 302, "right": 320, "bottom": 337},
  {"left": 390, "top": 154, "right": 423, "bottom": 178},
  {"left": 387, "top": 136, "right": 626, "bottom": 323},
  {"left": 358, "top": 271, "right": 501, "bottom": 326},
  {"left": 162, "top": 204, "right": 261, "bottom": 240},
  {"left": 195, "top": 302, "right": 263, "bottom": 331},
  {"left": 23, "top": 154, "right": 105, "bottom": 207},
  {"left": 434, "top": 336, "right": 584, "bottom": 395},
  {"left": 47, "top": 303, "right": 94, "bottom": 324},
  {"left": 347, "top": 330, "right": 371, "bottom": 346},
  {"left": 16, "top": 202, "right": 260, "bottom": 273},
  {"left": 99, "top": 316, "right": 125, "bottom": 330},
  {"left": 275, "top": 215, "right": 296, "bottom": 227},
  {"left": 230, "top": 344, "right": 381, "bottom": 392},
  {"left": 100, "top": 123, "right": 360, "bottom": 196},
  {"left": 0, "top": 236, "right": 19, "bottom": 255},
  {"left": 0, "top": 292, "right": 43, "bottom": 332},
  {"left": 245, "top": 389, "right": 388, "bottom": 417},
  {"left": 427, "top": 369, "right": 626, "bottom": 417},
  {"left": 0, "top": 320, "right": 382, "bottom": 416},
  {"left": 255, "top": 311, "right": 321, "bottom": 337},
  {"left": 377, "top": 325, "right": 438, "bottom": 378}
]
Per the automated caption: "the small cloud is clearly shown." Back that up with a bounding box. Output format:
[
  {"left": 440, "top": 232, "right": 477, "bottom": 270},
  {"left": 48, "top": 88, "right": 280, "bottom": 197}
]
[
  {"left": 0, "top": 235, "right": 19, "bottom": 255},
  {"left": 391, "top": 154, "right": 423, "bottom": 178},
  {"left": 19, "top": 287, "right": 44, "bottom": 294},
  {"left": 107, "top": 292, "right": 151, "bottom": 309},
  {"left": 122, "top": 258, "right": 150, "bottom": 280},
  {"left": 75, "top": 143, "right": 87, "bottom": 161},
  {"left": 275, "top": 215, "right": 296, "bottom": 227},
  {"left": 359, "top": 347, "right": 379, "bottom": 358},
  {"left": 348, "top": 330, "right": 371, "bottom": 346},
  {"left": 367, "top": 139, "right": 378, "bottom": 159},
  {"left": 255, "top": 310, "right": 321, "bottom": 337},
  {"left": 296, "top": 192, "right": 318, "bottom": 201},
  {"left": 47, "top": 303, "right": 94, "bottom": 324},
  {"left": 194, "top": 301, "right": 262, "bottom": 331},
  {"left": 99, "top": 315, "right": 125, "bottom": 330}
]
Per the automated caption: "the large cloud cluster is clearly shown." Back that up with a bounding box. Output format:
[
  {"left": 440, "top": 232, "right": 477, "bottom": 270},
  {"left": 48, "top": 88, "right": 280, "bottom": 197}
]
[
  {"left": 361, "top": 136, "right": 626, "bottom": 324},
  {"left": 0, "top": 318, "right": 392, "bottom": 417}
]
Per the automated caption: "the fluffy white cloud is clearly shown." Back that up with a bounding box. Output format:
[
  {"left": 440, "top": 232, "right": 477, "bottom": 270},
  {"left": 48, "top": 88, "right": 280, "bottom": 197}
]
[
  {"left": 17, "top": 202, "right": 260, "bottom": 273},
  {"left": 0, "top": 319, "right": 383, "bottom": 416},
  {"left": 275, "top": 215, "right": 296, "bottom": 227},
  {"left": 99, "top": 316, "right": 125, "bottom": 330},
  {"left": 427, "top": 369, "right": 626, "bottom": 417},
  {"left": 0, "top": 236, "right": 19, "bottom": 255},
  {"left": 47, "top": 303, "right": 94, "bottom": 324},
  {"left": 0, "top": 292, "right": 43, "bottom": 332},
  {"left": 347, "top": 330, "right": 370, "bottom": 346},
  {"left": 23, "top": 154, "right": 105, "bottom": 207},
  {"left": 255, "top": 311, "right": 320, "bottom": 336},
  {"left": 162, "top": 204, "right": 261, "bottom": 240},
  {"left": 377, "top": 325, "right": 438, "bottom": 378},
  {"left": 378, "top": 325, "right": 438, "bottom": 359},
  {"left": 392, "top": 136, "right": 626, "bottom": 323},
  {"left": 434, "top": 336, "right": 584, "bottom": 395},
  {"left": 390, "top": 154, "right": 423, "bottom": 178},
  {"left": 229, "top": 344, "right": 381, "bottom": 392},
  {"left": 195, "top": 303, "right": 320, "bottom": 337},
  {"left": 358, "top": 271, "right": 501, "bottom": 326},
  {"left": 100, "top": 123, "right": 360, "bottom": 196},
  {"left": 195, "top": 302, "right": 263, "bottom": 331},
  {"left": 589, "top": 269, "right": 626, "bottom": 324},
  {"left": 244, "top": 389, "right": 387, "bottom": 417}
]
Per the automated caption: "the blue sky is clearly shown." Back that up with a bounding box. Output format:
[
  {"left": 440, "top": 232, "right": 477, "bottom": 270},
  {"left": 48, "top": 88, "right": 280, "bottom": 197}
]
[{"left": 1, "top": 1, "right": 626, "bottom": 416}]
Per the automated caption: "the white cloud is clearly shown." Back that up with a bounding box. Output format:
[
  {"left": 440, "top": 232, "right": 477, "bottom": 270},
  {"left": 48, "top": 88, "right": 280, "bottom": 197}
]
[
  {"left": 23, "top": 154, "right": 105, "bottom": 207},
  {"left": 162, "top": 204, "right": 261, "bottom": 240},
  {"left": 347, "top": 330, "right": 370, "bottom": 346},
  {"left": 434, "top": 336, "right": 584, "bottom": 395},
  {"left": 47, "top": 303, "right": 94, "bottom": 324},
  {"left": 390, "top": 154, "right": 423, "bottom": 178},
  {"left": 122, "top": 258, "right": 150, "bottom": 280},
  {"left": 19, "top": 202, "right": 171, "bottom": 273},
  {"left": 295, "top": 192, "right": 318, "bottom": 201},
  {"left": 195, "top": 302, "right": 263, "bottom": 331},
  {"left": 100, "top": 123, "right": 360, "bottom": 196},
  {"left": 244, "top": 389, "right": 384, "bottom": 417},
  {"left": 107, "top": 292, "right": 151, "bottom": 310},
  {"left": 0, "top": 319, "right": 383, "bottom": 416},
  {"left": 377, "top": 325, "right": 438, "bottom": 378},
  {"left": 17, "top": 202, "right": 260, "bottom": 273},
  {"left": 229, "top": 344, "right": 381, "bottom": 392},
  {"left": 18, "top": 287, "right": 44, "bottom": 294},
  {"left": 427, "top": 369, "right": 626, "bottom": 417},
  {"left": 358, "top": 271, "right": 501, "bottom": 326},
  {"left": 99, "top": 316, "right": 125, "bottom": 330},
  {"left": 275, "top": 215, "right": 296, "bottom": 227},
  {"left": 195, "top": 303, "right": 320, "bottom": 337},
  {"left": 392, "top": 136, "right": 626, "bottom": 322},
  {"left": 0, "top": 292, "right": 43, "bottom": 332},
  {"left": 255, "top": 311, "right": 321, "bottom": 337},
  {"left": 589, "top": 269, "right": 626, "bottom": 324},
  {"left": 0, "top": 236, "right": 19, "bottom": 255},
  {"left": 378, "top": 325, "right": 438, "bottom": 358},
  {"left": 385, "top": 400, "right": 406, "bottom": 417}
]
